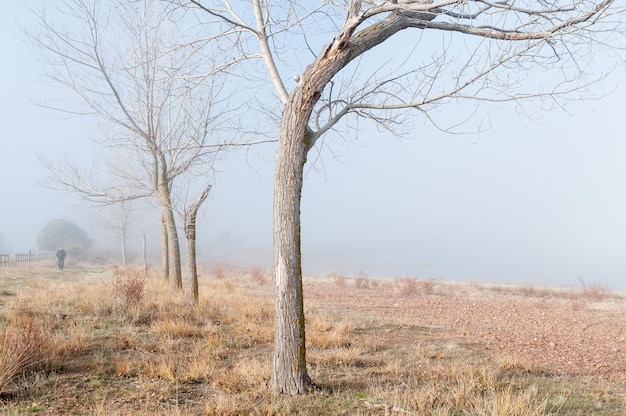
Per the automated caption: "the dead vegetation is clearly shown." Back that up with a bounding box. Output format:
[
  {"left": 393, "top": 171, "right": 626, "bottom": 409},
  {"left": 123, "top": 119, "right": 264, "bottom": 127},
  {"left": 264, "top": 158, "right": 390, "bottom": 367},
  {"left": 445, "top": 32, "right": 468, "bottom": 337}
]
[{"left": 0, "top": 264, "right": 624, "bottom": 415}]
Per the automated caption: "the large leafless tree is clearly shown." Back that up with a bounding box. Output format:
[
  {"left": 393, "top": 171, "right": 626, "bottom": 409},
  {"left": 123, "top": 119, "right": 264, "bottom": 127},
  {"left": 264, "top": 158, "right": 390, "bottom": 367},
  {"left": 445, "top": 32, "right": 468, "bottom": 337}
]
[
  {"left": 30, "top": 0, "right": 229, "bottom": 289},
  {"left": 186, "top": 0, "right": 624, "bottom": 394}
]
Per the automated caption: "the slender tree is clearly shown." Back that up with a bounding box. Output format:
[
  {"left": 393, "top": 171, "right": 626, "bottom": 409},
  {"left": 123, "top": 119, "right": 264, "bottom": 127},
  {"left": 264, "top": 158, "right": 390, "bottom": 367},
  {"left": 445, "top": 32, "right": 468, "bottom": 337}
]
[
  {"left": 187, "top": 0, "right": 624, "bottom": 394},
  {"left": 100, "top": 200, "right": 141, "bottom": 266},
  {"left": 184, "top": 185, "right": 212, "bottom": 305}
]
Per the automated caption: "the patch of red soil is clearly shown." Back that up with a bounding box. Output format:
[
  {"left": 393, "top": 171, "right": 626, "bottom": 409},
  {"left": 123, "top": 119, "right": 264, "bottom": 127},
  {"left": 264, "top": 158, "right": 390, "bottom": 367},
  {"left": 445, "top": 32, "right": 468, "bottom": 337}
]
[{"left": 305, "top": 279, "right": 626, "bottom": 383}]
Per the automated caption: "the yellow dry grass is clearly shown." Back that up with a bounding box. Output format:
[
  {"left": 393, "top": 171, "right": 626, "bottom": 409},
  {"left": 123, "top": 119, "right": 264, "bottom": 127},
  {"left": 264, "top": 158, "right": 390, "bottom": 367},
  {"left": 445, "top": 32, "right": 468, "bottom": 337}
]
[{"left": 0, "top": 263, "right": 623, "bottom": 415}]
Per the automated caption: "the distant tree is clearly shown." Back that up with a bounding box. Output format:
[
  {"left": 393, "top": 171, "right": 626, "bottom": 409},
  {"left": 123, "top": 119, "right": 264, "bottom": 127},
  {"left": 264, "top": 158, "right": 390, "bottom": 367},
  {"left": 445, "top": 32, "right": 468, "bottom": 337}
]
[
  {"left": 37, "top": 219, "right": 92, "bottom": 260},
  {"left": 100, "top": 200, "right": 140, "bottom": 266}
]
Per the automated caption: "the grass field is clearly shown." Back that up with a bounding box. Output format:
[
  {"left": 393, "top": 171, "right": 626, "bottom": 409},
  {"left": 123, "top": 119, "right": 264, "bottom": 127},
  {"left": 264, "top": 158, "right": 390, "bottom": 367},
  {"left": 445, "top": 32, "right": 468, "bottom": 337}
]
[{"left": 0, "top": 262, "right": 624, "bottom": 415}]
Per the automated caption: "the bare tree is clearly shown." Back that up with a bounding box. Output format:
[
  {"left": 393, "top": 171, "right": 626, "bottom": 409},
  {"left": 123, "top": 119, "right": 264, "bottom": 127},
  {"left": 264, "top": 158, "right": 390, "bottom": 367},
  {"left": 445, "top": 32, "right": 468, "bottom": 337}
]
[
  {"left": 29, "top": 0, "right": 229, "bottom": 288},
  {"left": 100, "top": 200, "right": 136, "bottom": 266},
  {"left": 186, "top": 0, "right": 624, "bottom": 393},
  {"left": 184, "top": 184, "right": 212, "bottom": 305}
]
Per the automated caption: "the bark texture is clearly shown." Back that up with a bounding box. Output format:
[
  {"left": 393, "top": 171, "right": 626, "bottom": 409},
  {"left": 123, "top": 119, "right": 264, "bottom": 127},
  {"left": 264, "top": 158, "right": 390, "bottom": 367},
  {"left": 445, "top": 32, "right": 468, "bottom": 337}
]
[{"left": 272, "top": 96, "right": 312, "bottom": 394}]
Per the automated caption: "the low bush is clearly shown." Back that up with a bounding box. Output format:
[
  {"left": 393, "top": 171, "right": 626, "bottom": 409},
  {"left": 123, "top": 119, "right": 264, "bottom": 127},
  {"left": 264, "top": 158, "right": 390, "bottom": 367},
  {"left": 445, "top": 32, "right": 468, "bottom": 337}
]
[{"left": 111, "top": 266, "right": 146, "bottom": 310}]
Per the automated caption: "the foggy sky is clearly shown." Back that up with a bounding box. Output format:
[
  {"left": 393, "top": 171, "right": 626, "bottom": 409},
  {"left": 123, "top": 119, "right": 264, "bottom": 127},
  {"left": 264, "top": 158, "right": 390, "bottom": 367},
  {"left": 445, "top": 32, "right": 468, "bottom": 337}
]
[{"left": 2, "top": 4, "right": 626, "bottom": 290}]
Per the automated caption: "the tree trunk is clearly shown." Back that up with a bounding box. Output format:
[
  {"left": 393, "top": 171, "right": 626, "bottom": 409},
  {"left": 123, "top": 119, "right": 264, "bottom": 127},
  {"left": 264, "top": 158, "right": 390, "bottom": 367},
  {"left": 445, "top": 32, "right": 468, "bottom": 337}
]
[
  {"left": 151, "top": 155, "right": 168, "bottom": 281},
  {"left": 269, "top": 12, "right": 427, "bottom": 394},
  {"left": 267, "top": 1, "right": 481, "bottom": 395},
  {"left": 271, "top": 96, "right": 313, "bottom": 395},
  {"left": 164, "top": 205, "right": 182, "bottom": 289},
  {"left": 160, "top": 210, "right": 170, "bottom": 281},
  {"left": 185, "top": 225, "right": 199, "bottom": 305},
  {"left": 270, "top": 22, "right": 358, "bottom": 393},
  {"left": 121, "top": 226, "right": 127, "bottom": 266},
  {"left": 184, "top": 185, "right": 211, "bottom": 306},
  {"left": 143, "top": 233, "right": 148, "bottom": 278},
  {"left": 158, "top": 153, "right": 183, "bottom": 289}
]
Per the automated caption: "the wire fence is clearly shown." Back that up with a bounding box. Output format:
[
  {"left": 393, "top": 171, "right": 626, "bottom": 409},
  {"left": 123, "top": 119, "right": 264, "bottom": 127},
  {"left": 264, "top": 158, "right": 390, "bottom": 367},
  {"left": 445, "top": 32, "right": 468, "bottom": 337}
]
[{"left": 0, "top": 251, "right": 51, "bottom": 267}]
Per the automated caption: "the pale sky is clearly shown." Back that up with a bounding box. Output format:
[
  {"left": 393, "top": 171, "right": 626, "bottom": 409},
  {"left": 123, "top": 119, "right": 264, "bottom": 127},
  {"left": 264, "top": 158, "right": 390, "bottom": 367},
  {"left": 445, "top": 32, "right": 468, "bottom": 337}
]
[{"left": 2, "top": 3, "right": 626, "bottom": 290}]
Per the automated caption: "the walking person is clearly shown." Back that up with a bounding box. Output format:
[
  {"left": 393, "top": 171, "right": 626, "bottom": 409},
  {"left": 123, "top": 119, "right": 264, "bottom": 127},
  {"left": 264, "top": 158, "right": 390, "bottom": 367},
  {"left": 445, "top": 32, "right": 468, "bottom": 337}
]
[{"left": 56, "top": 246, "right": 66, "bottom": 270}]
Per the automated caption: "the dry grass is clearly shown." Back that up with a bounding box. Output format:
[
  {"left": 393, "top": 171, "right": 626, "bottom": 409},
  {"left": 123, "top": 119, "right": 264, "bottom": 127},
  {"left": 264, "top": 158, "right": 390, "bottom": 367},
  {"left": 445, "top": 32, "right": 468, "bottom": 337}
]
[
  {"left": 249, "top": 267, "right": 267, "bottom": 285},
  {"left": 354, "top": 272, "right": 378, "bottom": 290},
  {"left": 0, "top": 265, "right": 624, "bottom": 415},
  {"left": 212, "top": 264, "right": 226, "bottom": 280},
  {"left": 577, "top": 279, "right": 613, "bottom": 301},
  {"left": 0, "top": 322, "right": 42, "bottom": 394},
  {"left": 396, "top": 277, "right": 438, "bottom": 296},
  {"left": 328, "top": 272, "right": 347, "bottom": 287},
  {"left": 484, "top": 279, "right": 618, "bottom": 303}
]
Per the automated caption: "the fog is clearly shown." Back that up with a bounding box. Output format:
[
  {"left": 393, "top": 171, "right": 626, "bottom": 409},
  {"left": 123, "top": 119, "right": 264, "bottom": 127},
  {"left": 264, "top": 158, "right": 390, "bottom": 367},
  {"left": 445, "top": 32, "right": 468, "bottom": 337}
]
[{"left": 2, "top": 4, "right": 626, "bottom": 290}]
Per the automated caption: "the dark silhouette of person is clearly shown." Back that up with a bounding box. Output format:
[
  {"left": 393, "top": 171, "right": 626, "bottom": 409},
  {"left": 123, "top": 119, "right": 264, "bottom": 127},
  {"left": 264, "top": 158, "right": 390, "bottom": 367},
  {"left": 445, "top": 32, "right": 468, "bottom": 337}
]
[{"left": 56, "top": 246, "right": 66, "bottom": 270}]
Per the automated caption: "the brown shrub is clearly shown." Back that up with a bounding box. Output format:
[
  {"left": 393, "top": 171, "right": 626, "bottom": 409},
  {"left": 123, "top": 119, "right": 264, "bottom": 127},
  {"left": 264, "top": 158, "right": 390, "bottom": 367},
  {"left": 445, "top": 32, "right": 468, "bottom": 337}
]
[
  {"left": 212, "top": 264, "right": 226, "bottom": 280},
  {"left": 111, "top": 267, "right": 146, "bottom": 310},
  {"left": 250, "top": 267, "right": 267, "bottom": 285},
  {"left": 398, "top": 277, "right": 418, "bottom": 295},
  {"left": 354, "top": 272, "right": 377, "bottom": 289},
  {"left": 579, "top": 281, "right": 612, "bottom": 301},
  {"left": 398, "top": 277, "right": 437, "bottom": 296},
  {"left": 331, "top": 272, "right": 347, "bottom": 287}
]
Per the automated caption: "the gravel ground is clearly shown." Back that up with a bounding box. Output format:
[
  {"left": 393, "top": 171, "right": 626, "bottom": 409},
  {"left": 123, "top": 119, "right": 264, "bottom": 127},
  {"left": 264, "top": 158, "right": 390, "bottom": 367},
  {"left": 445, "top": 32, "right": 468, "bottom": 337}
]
[{"left": 304, "top": 277, "right": 626, "bottom": 383}]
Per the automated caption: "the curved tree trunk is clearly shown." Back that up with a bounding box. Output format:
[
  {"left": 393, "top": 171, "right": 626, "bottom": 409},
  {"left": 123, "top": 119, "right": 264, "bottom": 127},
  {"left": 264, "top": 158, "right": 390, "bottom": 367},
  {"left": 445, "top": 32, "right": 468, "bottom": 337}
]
[
  {"left": 184, "top": 185, "right": 211, "bottom": 306},
  {"left": 270, "top": 10, "right": 439, "bottom": 394},
  {"left": 271, "top": 96, "right": 313, "bottom": 395},
  {"left": 270, "top": 21, "right": 356, "bottom": 394}
]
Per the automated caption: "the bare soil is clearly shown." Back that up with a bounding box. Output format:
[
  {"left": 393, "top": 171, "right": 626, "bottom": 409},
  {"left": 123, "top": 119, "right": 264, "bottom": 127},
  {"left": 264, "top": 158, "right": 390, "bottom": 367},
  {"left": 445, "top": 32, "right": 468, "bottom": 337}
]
[{"left": 304, "top": 277, "right": 626, "bottom": 384}]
